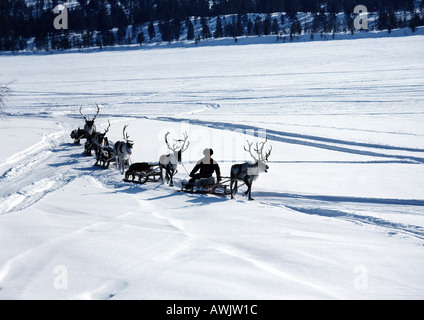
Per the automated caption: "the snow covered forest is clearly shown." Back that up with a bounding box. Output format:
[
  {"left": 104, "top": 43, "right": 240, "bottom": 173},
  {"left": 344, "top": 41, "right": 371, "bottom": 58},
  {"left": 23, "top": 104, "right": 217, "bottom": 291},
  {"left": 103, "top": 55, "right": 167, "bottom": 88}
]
[{"left": 1, "top": 0, "right": 424, "bottom": 51}]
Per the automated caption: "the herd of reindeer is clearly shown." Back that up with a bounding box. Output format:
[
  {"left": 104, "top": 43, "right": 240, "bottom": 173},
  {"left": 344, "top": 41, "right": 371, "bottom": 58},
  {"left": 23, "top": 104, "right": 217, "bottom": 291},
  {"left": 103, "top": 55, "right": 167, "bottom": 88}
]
[{"left": 70, "top": 104, "right": 272, "bottom": 201}]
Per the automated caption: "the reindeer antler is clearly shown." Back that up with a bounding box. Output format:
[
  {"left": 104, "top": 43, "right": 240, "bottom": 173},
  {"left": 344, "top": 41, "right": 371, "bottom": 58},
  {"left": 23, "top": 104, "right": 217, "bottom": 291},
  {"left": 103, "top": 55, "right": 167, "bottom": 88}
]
[
  {"left": 93, "top": 103, "right": 100, "bottom": 121},
  {"left": 244, "top": 140, "right": 258, "bottom": 161},
  {"left": 245, "top": 137, "right": 272, "bottom": 161},
  {"left": 258, "top": 137, "right": 272, "bottom": 161},
  {"left": 165, "top": 132, "right": 175, "bottom": 151},
  {"left": 165, "top": 131, "right": 190, "bottom": 152},
  {"left": 179, "top": 131, "right": 190, "bottom": 152},
  {"left": 79, "top": 106, "right": 88, "bottom": 121},
  {"left": 264, "top": 144, "right": 272, "bottom": 161},
  {"left": 104, "top": 120, "right": 111, "bottom": 134},
  {"left": 123, "top": 124, "right": 133, "bottom": 143}
]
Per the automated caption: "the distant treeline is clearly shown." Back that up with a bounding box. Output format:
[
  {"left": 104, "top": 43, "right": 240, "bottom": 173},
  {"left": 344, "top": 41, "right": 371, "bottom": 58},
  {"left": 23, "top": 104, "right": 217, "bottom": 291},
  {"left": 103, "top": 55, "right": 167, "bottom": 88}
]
[{"left": 1, "top": 0, "right": 423, "bottom": 51}]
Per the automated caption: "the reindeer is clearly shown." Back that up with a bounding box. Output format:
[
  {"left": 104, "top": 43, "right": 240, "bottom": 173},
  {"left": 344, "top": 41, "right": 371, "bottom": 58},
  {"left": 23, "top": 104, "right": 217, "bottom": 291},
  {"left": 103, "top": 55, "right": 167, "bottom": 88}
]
[
  {"left": 93, "top": 120, "right": 110, "bottom": 155},
  {"left": 159, "top": 131, "right": 189, "bottom": 187},
  {"left": 80, "top": 104, "right": 100, "bottom": 137},
  {"left": 93, "top": 120, "right": 112, "bottom": 167},
  {"left": 114, "top": 125, "right": 133, "bottom": 174},
  {"left": 79, "top": 104, "right": 100, "bottom": 155},
  {"left": 70, "top": 128, "right": 86, "bottom": 144},
  {"left": 230, "top": 137, "right": 272, "bottom": 201}
]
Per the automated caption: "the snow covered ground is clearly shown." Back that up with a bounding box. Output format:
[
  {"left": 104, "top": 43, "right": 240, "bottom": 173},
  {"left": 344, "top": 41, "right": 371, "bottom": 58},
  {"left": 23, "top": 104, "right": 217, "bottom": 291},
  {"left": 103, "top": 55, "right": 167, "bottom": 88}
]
[{"left": 0, "top": 35, "right": 423, "bottom": 299}]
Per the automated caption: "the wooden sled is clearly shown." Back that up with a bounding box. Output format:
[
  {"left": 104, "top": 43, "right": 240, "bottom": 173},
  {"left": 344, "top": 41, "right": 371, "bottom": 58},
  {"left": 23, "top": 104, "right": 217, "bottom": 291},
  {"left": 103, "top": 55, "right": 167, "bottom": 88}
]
[
  {"left": 123, "top": 163, "right": 162, "bottom": 185},
  {"left": 179, "top": 177, "right": 234, "bottom": 196}
]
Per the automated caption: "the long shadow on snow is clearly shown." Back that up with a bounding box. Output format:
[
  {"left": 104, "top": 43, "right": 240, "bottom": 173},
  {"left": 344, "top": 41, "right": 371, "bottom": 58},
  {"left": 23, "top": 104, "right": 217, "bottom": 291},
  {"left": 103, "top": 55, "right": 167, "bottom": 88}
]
[
  {"left": 287, "top": 206, "right": 424, "bottom": 240},
  {"left": 255, "top": 191, "right": 424, "bottom": 207},
  {"left": 143, "top": 189, "right": 228, "bottom": 206},
  {"left": 154, "top": 117, "right": 424, "bottom": 163}
]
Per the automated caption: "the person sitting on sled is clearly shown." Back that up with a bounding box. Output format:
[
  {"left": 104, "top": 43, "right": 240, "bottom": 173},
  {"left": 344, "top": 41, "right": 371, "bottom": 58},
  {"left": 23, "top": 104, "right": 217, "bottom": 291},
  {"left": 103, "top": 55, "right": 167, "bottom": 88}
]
[{"left": 188, "top": 148, "right": 221, "bottom": 185}]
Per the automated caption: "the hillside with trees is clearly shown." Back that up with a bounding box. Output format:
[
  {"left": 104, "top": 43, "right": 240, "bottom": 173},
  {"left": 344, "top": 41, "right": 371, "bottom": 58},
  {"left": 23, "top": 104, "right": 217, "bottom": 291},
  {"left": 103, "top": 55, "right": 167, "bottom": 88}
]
[{"left": 1, "top": 0, "right": 423, "bottom": 51}]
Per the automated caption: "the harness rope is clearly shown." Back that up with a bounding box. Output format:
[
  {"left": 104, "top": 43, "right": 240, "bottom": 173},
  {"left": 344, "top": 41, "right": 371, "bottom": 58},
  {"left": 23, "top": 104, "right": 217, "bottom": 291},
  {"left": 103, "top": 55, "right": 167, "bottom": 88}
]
[{"left": 181, "top": 163, "right": 190, "bottom": 177}]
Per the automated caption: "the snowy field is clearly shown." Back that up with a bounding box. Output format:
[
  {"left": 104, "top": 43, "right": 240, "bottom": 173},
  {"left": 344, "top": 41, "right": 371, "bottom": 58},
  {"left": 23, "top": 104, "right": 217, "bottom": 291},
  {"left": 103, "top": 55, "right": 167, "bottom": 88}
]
[{"left": 0, "top": 35, "right": 424, "bottom": 300}]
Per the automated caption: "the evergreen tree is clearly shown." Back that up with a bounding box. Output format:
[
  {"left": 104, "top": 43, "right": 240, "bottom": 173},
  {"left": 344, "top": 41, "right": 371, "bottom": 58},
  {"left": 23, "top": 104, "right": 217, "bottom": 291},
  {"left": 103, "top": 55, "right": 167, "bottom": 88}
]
[
  {"left": 111, "top": 4, "right": 127, "bottom": 29},
  {"left": 172, "top": 18, "right": 182, "bottom": 40},
  {"left": 60, "top": 32, "right": 71, "bottom": 50},
  {"left": 236, "top": 14, "right": 244, "bottom": 36},
  {"left": 137, "top": 30, "right": 145, "bottom": 45},
  {"left": 82, "top": 31, "right": 93, "bottom": 48},
  {"left": 187, "top": 20, "right": 195, "bottom": 40},
  {"left": 271, "top": 18, "right": 280, "bottom": 34},
  {"left": 102, "top": 30, "right": 116, "bottom": 46},
  {"left": 254, "top": 15, "right": 263, "bottom": 35},
  {"left": 378, "top": 10, "right": 388, "bottom": 30},
  {"left": 290, "top": 18, "right": 301, "bottom": 38},
  {"left": 159, "top": 20, "right": 173, "bottom": 42},
  {"left": 148, "top": 21, "right": 156, "bottom": 40},
  {"left": 388, "top": 11, "right": 398, "bottom": 33},
  {"left": 34, "top": 33, "right": 49, "bottom": 51},
  {"left": 117, "top": 25, "right": 127, "bottom": 44},
  {"left": 201, "top": 17, "right": 211, "bottom": 39},
  {"left": 263, "top": 14, "right": 272, "bottom": 35},
  {"left": 280, "top": 13, "right": 285, "bottom": 26},
  {"left": 409, "top": 12, "right": 421, "bottom": 32},
  {"left": 247, "top": 18, "right": 254, "bottom": 35},
  {"left": 215, "top": 16, "right": 223, "bottom": 38}
]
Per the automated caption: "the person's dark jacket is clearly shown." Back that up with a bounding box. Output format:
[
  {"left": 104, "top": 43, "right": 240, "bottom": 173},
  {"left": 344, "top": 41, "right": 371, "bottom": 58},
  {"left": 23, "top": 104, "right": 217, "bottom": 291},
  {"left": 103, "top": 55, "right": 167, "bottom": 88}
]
[{"left": 190, "top": 157, "right": 221, "bottom": 181}]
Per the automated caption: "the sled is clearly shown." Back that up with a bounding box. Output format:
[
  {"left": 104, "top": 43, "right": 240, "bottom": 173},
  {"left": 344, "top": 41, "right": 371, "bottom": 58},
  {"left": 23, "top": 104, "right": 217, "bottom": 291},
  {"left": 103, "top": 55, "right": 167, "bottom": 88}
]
[
  {"left": 123, "top": 163, "right": 162, "bottom": 184},
  {"left": 179, "top": 177, "right": 233, "bottom": 196}
]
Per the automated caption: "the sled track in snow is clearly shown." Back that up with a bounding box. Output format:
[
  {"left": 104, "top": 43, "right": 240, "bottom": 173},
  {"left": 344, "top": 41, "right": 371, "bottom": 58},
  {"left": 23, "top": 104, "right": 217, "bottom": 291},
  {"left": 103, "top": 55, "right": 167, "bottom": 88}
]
[
  {"left": 287, "top": 206, "right": 424, "bottom": 242},
  {"left": 0, "top": 129, "right": 100, "bottom": 215},
  {"left": 152, "top": 117, "right": 424, "bottom": 164},
  {"left": 253, "top": 191, "right": 424, "bottom": 242}
]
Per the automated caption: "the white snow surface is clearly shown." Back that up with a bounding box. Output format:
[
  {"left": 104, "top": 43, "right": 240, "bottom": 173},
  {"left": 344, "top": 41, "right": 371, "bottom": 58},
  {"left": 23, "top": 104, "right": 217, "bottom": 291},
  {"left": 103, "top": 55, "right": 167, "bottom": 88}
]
[{"left": 0, "top": 36, "right": 424, "bottom": 300}]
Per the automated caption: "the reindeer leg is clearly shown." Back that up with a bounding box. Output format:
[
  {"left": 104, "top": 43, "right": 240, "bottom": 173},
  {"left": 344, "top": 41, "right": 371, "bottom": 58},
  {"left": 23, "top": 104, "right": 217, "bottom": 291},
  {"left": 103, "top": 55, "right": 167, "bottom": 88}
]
[
  {"left": 230, "top": 180, "right": 234, "bottom": 199},
  {"left": 231, "top": 180, "right": 238, "bottom": 199},
  {"left": 165, "top": 168, "right": 170, "bottom": 183},
  {"left": 243, "top": 178, "right": 254, "bottom": 200},
  {"left": 117, "top": 157, "right": 121, "bottom": 173},
  {"left": 169, "top": 169, "right": 174, "bottom": 187},
  {"left": 159, "top": 165, "right": 164, "bottom": 181},
  {"left": 247, "top": 180, "right": 254, "bottom": 201},
  {"left": 248, "top": 189, "right": 254, "bottom": 201}
]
